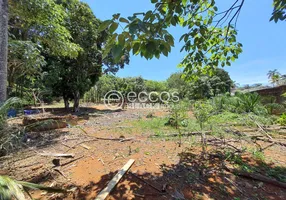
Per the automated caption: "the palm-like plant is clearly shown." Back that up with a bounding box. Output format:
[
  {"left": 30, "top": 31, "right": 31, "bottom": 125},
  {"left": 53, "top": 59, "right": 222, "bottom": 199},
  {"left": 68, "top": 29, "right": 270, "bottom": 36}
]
[
  {"left": 267, "top": 69, "right": 281, "bottom": 86},
  {"left": 0, "top": 175, "right": 65, "bottom": 200},
  {"left": 236, "top": 93, "right": 261, "bottom": 113}
]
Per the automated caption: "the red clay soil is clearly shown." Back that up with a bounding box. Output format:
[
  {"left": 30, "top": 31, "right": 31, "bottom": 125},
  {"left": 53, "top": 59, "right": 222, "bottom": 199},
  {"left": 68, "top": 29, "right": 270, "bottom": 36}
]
[{"left": 1, "top": 105, "right": 286, "bottom": 200}]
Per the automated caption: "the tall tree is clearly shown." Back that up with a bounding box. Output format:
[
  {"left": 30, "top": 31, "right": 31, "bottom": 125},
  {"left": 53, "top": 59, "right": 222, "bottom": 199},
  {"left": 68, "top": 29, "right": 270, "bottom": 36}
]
[
  {"left": 6, "top": 0, "right": 82, "bottom": 103},
  {"left": 44, "top": 0, "right": 129, "bottom": 111},
  {"left": 0, "top": 0, "right": 8, "bottom": 102},
  {"left": 267, "top": 69, "right": 281, "bottom": 86}
]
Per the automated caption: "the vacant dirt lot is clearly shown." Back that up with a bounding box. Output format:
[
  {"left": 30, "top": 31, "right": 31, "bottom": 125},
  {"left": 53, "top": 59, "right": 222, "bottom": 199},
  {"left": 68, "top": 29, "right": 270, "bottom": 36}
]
[{"left": 1, "top": 104, "right": 286, "bottom": 200}]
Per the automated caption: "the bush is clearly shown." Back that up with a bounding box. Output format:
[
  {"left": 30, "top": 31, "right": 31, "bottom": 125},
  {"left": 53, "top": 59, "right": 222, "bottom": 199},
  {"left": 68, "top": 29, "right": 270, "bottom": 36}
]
[
  {"left": 168, "top": 100, "right": 190, "bottom": 129},
  {"left": 265, "top": 103, "right": 285, "bottom": 115},
  {"left": 277, "top": 113, "right": 286, "bottom": 126},
  {"left": 210, "top": 93, "right": 268, "bottom": 115},
  {"left": 0, "top": 98, "right": 22, "bottom": 129}
]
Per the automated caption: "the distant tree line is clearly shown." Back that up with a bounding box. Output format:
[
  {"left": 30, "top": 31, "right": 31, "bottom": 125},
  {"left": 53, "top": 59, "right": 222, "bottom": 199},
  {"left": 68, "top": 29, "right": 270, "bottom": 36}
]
[{"left": 83, "top": 68, "right": 233, "bottom": 103}]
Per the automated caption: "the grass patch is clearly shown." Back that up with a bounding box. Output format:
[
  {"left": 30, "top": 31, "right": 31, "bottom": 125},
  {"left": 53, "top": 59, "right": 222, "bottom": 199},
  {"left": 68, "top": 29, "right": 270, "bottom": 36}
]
[
  {"left": 130, "top": 116, "right": 203, "bottom": 137},
  {"left": 209, "top": 111, "right": 274, "bottom": 127}
]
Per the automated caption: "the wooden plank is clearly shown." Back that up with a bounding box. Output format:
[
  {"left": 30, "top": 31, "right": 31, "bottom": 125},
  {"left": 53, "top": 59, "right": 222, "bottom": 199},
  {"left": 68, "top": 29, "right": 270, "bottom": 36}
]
[
  {"left": 95, "top": 159, "right": 135, "bottom": 200},
  {"left": 39, "top": 153, "right": 74, "bottom": 158}
]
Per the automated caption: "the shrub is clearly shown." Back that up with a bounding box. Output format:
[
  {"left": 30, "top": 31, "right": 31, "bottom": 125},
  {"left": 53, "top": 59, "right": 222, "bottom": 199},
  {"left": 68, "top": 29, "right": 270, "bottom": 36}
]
[
  {"left": 236, "top": 92, "right": 260, "bottom": 113},
  {"left": 168, "top": 100, "right": 190, "bottom": 129},
  {"left": 277, "top": 113, "right": 286, "bottom": 126},
  {"left": 210, "top": 93, "right": 268, "bottom": 115},
  {"left": 0, "top": 98, "right": 22, "bottom": 129}
]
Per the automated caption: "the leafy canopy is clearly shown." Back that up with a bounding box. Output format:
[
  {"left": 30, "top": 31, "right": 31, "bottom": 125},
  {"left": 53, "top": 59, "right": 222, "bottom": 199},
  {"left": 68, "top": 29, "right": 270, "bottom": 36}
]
[
  {"left": 98, "top": 0, "right": 285, "bottom": 78},
  {"left": 99, "top": 0, "right": 245, "bottom": 78}
]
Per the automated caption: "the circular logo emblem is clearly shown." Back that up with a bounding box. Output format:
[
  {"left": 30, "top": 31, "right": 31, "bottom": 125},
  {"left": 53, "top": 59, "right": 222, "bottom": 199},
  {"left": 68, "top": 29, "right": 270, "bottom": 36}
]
[{"left": 104, "top": 90, "right": 124, "bottom": 110}]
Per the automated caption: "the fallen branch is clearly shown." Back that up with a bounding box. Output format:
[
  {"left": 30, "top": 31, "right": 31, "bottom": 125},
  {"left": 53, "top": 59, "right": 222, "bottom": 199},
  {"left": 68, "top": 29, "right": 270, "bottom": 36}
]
[
  {"left": 95, "top": 159, "right": 135, "bottom": 200},
  {"left": 207, "top": 138, "right": 242, "bottom": 152},
  {"left": 150, "top": 131, "right": 212, "bottom": 138},
  {"left": 115, "top": 126, "right": 134, "bottom": 129},
  {"left": 77, "top": 127, "right": 135, "bottom": 142},
  {"left": 254, "top": 138, "right": 286, "bottom": 147},
  {"left": 88, "top": 136, "right": 135, "bottom": 142},
  {"left": 54, "top": 168, "right": 68, "bottom": 179},
  {"left": 65, "top": 139, "right": 98, "bottom": 151},
  {"left": 61, "top": 156, "right": 85, "bottom": 168},
  {"left": 224, "top": 177, "right": 243, "bottom": 194},
  {"left": 249, "top": 116, "right": 272, "bottom": 140},
  {"left": 80, "top": 144, "right": 90, "bottom": 150},
  {"left": 130, "top": 172, "right": 165, "bottom": 193},
  {"left": 226, "top": 129, "right": 286, "bottom": 147},
  {"left": 224, "top": 166, "right": 286, "bottom": 189}
]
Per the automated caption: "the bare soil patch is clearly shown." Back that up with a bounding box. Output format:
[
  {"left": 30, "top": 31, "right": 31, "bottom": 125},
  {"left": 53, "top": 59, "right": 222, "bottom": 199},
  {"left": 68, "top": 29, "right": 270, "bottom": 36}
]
[{"left": 1, "top": 104, "right": 285, "bottom": 200}]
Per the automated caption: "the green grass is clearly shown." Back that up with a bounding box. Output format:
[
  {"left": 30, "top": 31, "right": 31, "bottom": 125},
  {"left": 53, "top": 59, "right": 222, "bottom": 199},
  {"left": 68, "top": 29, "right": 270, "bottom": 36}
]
[
  {"left": 133, "top": 117, "right": 169, "bottom": 132},
  {"left": 129, "top": 111, "right": 275, "bottom": 138},
  {"left": 130, "top": 116, "right": 202, "bottom": 137},
  {"left": 209, "top": 111, "right": 275, "bottom": 127}
]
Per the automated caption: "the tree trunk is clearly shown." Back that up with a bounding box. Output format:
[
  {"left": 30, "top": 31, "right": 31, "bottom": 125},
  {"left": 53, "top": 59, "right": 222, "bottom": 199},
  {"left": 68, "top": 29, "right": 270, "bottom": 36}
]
[
  {"left": 63, "top": 94, "right": 69, "bottom": 110},
  {"left": 73, "top": 91, "right": 80, "bottom": 112},
  {"left": 0, "top": 0, "right": 8, "bottom": 102}
]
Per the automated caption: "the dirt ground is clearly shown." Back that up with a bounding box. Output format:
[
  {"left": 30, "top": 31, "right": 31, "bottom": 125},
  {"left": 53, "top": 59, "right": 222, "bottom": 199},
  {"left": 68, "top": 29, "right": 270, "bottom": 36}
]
[{"left": 1, "top": 104, "right": 286, "bottom": 200}]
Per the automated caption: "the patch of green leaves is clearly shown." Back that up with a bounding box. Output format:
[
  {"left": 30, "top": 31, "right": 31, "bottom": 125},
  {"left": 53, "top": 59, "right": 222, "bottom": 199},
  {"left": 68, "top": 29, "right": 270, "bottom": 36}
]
[{"left": 277, "top": 113, "right": 286, "bottom": 125}]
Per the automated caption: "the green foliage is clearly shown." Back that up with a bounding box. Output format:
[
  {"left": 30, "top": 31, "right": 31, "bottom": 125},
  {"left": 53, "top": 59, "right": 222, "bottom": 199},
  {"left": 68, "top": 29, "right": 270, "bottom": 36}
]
[
  {"left": 132, "top": 117, "right": 169, "bottom": 133},
  {"left": 42, "top": 0, "right": 129, "bottom": 110},
  {"left": 193, "top": 101, "right": 214, "bottom": 129},
  {"left": 8, "top": 41, "right": 46, "bottom": 89},
  {"left": 0, "top": 98, "right": 21, "bottom": 129},
  {"left": 210, "top": 92, "right": 268, "bottom": 115},
  {"left": 0, "top": 176, "right": 25, "bottom": 200},
  {"left": 146, "top": 112, "right": 155, "bottom": 118},
  {"left": 265, "top": 103, "right": 285, "bottom": 115},
  {"left": 99, "top": 0, "right": 283, "bottom": 79},
  {"left": 83, "top": 75, "right": 168, "bottom": 103},
  {"left": 145, "top": 80, "right": 167, "bottom": 93},
  {"left": 266, "top": 166, "right": 286, "bottom": 182},
  {"left": 251, "top": 149, "right": 265, "bottom": 161},
  {"left": 7, "top": 0, "right": 129, "bottom": 109},
  {"left": 193, "top": 100, "right": 214, "bottom": 153},
  {"left": 267, "top": 69, "right": 281, "bottom": 86},
  {"left": 277, "top": 113, "right": 286, "bottom": 125},
  {"left": 9, "top": 0, "right": 81, "bottom": 57},
  {"left": 0, "top": 175, "right": 65, "bottom": 200},
  {"left": 100, "top": 0, "right": 246, "bottom": 78},
  {"left": 270, "top": 0, "right": 286, "bottom": 22},
  {"left": 168, "top": 101, "right": 190, "bottom": 129},
  {"left": 236, "top": 92, "right": 260, "bottom": 113},
  {"left": 167, "top": 68, "right": 233, "bottom": 100},
  {"left": 209, "top": 111, "right": 274, "bottom": 127},
  {"left": 209, "top": 111, "right": 243, "bottom": 125}
]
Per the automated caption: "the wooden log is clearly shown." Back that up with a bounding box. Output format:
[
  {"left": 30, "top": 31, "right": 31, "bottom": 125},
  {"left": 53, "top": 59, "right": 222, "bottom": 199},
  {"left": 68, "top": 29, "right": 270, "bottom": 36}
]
[
  {"left": 224, "top": 166, "right": 286, "bottom": 189},
  {"left": 95, "top": 159, "right": 135, "bottom": 200},
  {"left": 25, "top": 120, "right": 69, "bottom": 132},
  {"left": 23, "top": 115, "right": 78, "bottom": 125}
]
